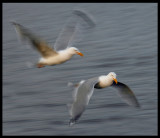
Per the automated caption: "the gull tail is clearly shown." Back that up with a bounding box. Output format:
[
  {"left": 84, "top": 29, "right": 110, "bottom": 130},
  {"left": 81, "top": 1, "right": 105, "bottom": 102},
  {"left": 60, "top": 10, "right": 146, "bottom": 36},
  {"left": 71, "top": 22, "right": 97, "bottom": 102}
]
[
  {"left": 25, "top": 61, "right": 35, "bottom": 68},
  {"left": 67, "top": 82, "right": 74, "bottom": 87},
  {"left": 67, "top": 82, "right": 80, "bottom": 88}
]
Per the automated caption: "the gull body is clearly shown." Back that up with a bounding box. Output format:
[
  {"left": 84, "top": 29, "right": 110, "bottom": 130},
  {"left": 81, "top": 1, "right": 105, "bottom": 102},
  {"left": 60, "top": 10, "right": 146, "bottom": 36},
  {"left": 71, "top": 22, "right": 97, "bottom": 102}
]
[
  {"left": 38, "top": 47, "right": 83, "bottom": 66},
  {"left": 96, "top": 72, "right": 117, "bottom": 88},
  {"left": 68, "top": 72, "right": 140, "bottom": 126}
]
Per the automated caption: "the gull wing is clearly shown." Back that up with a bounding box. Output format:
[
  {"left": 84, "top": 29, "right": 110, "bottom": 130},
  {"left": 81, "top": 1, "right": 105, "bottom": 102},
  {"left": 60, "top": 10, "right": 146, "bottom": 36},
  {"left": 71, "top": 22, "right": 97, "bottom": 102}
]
[
  {"left": 69, "top": 77, "right": 99, "bottom": 126},
  {"left": 111, "top": 81, "right": 140, "bottom": 108},
  {"left": 73, "top": 9, "right": 96, "bottom": 28},
  {"left": 12, "top": 22, "right": 58, "bottom": 58},
  {"left": 54, "top": 9, "right": 96, "bottom": 52}
]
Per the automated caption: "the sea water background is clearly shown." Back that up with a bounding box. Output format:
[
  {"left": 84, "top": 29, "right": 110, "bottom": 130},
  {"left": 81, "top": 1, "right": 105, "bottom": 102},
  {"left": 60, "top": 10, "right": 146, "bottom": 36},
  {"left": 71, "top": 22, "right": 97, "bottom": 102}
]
[{"left": 3, "top": 3, "right": 157, "bottom": 135}]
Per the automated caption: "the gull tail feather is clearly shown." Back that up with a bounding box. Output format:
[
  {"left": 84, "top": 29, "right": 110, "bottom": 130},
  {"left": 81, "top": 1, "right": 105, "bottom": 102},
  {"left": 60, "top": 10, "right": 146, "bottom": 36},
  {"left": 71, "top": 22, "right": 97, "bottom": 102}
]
[{"left": 67, "top": 82, "right": 75, "bottom": 87}]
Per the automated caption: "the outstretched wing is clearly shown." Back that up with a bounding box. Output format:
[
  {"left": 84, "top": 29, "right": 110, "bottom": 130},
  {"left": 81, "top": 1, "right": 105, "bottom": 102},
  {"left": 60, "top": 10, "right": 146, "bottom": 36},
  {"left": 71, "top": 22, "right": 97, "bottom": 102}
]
[
  {"left": 54, "top": 9, "right": 96, "bottom": 52},
  {"left": 111, "top": 81, "right": 140, "bottom": 108},
  {"left": 11, "top": 22, "right": 57, "bottom": 58},
  {"left": 68, "top": 77, "right": 99, "bottom": 126}
]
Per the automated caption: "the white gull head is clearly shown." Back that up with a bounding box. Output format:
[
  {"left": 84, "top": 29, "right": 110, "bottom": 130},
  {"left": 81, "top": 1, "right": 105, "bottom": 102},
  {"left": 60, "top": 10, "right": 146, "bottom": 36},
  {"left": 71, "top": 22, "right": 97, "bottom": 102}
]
[
  {"left": 107, "top": 72, "right": 117, "bottom": 79},
  {"left": 67, "top": 47, "right": 84, "bottom": 56}
]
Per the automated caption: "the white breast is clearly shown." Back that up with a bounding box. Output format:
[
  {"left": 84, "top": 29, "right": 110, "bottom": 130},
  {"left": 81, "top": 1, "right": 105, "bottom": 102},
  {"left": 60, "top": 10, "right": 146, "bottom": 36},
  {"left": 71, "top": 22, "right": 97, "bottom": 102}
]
[
  {"left": 39, "top": 50, "right": 73, "bottom": 65},
  {"left": 98, "top": 75, "right": 113, "bottom": 88}
]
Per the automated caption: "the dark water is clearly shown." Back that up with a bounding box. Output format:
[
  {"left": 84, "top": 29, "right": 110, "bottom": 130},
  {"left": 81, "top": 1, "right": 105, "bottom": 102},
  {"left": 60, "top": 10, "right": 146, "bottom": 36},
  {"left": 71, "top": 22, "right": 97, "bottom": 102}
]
[{"left": 3, "top": 3, "right": 157, "bottom": 135}]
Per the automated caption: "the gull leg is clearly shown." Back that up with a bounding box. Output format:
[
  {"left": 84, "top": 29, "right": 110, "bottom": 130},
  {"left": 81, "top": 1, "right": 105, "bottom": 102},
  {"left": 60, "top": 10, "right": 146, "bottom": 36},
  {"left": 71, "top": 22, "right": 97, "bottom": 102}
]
[{"left": 36, "top": 63, "right": 45, "bottom": 68}]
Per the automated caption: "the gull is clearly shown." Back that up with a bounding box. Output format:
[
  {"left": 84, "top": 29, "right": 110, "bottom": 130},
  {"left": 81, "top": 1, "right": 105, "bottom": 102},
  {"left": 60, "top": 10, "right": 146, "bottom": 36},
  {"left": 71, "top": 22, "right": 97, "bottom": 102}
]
[
  {"left": 11, "top": 9, "right": 95, "bottom": 68},
  {"left": 68, "top": 72, "right": 140, "bottom": 126}
]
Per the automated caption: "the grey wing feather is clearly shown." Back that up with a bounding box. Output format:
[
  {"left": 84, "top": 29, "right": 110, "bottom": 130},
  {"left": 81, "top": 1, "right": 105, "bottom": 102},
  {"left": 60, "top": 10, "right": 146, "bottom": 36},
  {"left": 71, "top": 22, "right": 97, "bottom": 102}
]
[
  {"left": 11, "top": 22, "right": 57, "bottom": 58},
  {"left": 54, "top": 9, "right": 96, "bottom": 51},
  {"left": 111, "top": 81, "right": 140, "bottom": 108},
  {"left": 54, "top": 19, "right": 77, "bottom": 51},
  {"left": 69, "top": 77, "right": 99, "bottom": 125},
  {"left": 73, "top": 9, "right": 96, "bottom": 28}
]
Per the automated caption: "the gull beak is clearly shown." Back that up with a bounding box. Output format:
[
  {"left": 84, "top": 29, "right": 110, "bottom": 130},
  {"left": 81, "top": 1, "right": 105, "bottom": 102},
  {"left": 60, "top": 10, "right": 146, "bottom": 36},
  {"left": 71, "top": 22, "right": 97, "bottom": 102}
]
[
  {"left": 113, "top": 78, "right": 118, "bottom": 84},
  {"left": 76, "top": 51, "right": 84, "bottom": 56}
]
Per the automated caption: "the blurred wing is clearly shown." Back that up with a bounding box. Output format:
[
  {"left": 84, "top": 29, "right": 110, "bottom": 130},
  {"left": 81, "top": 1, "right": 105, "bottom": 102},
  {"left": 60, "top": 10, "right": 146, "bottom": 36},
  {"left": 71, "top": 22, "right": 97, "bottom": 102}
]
[
  {"left": 69, "top": 77, "right": 99, "bottom": 125},
  {"left": 111, "top": 81, "right": 140, "bottom": 108},
  {"left": 71, "top": 80, "right": 85, "bottom": 101},
  {"left": 54, "top": 9, "right": 96, "bottom": 51},
  {"left": 53, "top": 18, "right": 77, "bottom": 51},
  {"left": 12, "top": 22, "right": 57, "bottom": 58},
  {"left": 73, "top": 9, "right": 96, "bottom": 28}
]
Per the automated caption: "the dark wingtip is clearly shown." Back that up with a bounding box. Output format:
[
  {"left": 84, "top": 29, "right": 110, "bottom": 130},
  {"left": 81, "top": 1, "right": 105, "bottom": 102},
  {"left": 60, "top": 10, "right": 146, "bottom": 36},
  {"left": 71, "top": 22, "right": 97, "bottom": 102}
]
[
  {"left": 10, "top": 21, "right": 22, "bottom": 27},
  {"left": 72, "top": 9, "right": 96, "bottom": 28},
  {"left": 134, "top": 103, "right": 141, "bottom": 108},
  {"left": 10, "top": 21, "right": 17, "bottom": 25},
  {"left": 69, "top": 119, "right": 76, "bottom": 127}
]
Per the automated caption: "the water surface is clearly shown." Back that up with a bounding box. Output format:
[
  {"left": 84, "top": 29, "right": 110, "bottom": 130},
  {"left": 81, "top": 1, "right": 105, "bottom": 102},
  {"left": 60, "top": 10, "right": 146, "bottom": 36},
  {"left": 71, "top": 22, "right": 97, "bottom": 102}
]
[{"left": 3, "top": 3, "right": 157, "bottom": 135}]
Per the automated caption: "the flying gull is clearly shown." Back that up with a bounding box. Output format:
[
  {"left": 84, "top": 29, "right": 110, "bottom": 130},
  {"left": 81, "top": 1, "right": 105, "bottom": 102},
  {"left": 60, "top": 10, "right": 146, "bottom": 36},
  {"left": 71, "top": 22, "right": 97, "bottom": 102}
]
[
  {"left": 11, "top": 9, "right": 95, "bottom": 68},
  {"left": 68, "top": 72, "right": 140, "bottom": 126}
]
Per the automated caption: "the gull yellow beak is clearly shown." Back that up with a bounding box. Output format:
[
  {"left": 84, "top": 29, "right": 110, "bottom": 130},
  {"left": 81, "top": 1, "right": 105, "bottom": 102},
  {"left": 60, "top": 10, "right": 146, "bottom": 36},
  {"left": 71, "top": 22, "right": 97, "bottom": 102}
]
[
  {"left": 113, "top": 78, "right": 118, "bottom": 84},
  {"left": 76, "top": 51, "right": 84, "bottom": 56}
]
